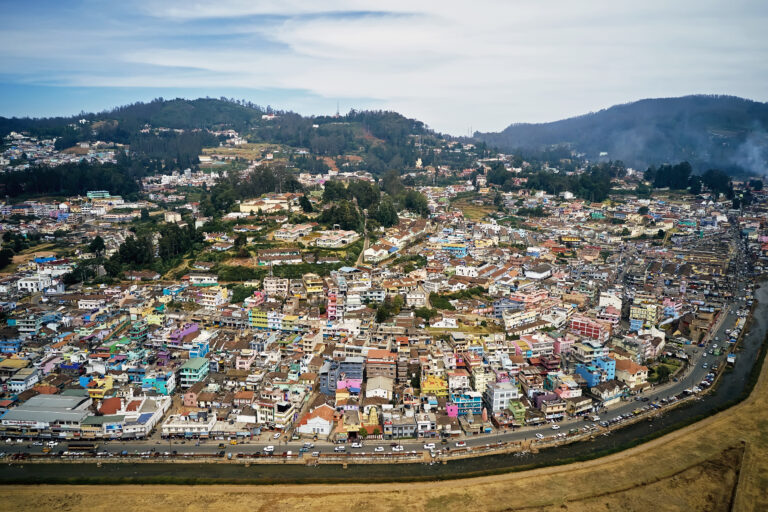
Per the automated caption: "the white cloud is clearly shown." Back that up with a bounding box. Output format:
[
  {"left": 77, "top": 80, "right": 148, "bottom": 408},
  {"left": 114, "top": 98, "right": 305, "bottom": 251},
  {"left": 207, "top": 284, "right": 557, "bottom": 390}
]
[{"left": 1, "top": 1, "right": 767, "bottom": 132}]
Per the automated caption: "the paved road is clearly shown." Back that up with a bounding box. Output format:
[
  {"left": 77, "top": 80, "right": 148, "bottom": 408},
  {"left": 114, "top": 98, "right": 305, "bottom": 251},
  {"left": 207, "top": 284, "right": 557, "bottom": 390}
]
[{"left": 2, "top": 228, "right": 752, "bottom": 459}]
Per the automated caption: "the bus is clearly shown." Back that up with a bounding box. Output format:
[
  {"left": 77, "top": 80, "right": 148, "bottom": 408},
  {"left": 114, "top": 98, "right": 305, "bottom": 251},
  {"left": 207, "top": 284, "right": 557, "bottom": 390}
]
[{"left": 66, "top": 442, "right": 99, "bottom": 452}]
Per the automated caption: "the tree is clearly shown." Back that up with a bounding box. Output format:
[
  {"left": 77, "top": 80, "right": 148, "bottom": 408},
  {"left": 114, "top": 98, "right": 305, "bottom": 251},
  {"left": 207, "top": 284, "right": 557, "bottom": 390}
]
[
  {"left": 322, "top": 180, "right": 349, "bottom": 202},
  {"left": 371, "top": 195, "right": 399, "bottom": 227},
  {"left": 348, "top": 180, "right": 380, "bottom": 209},
  {"left": 415, "top": 307, "right": 438, "bottom": 321},
  {"left": 88, "top": 236, "right": 105, "bottom": 256},
  {"left": 299, "top": 195, "right": 313, "bottom": 213},
  {"left": 230, "top": 286, "right": 257, "bottom": 304},
  {"left": 655, "top": 365, "right": 671, "bottom": 383},
  {"left": 234, "top": 233, "right": 247, "bottom": 248},
  {"left": 382, "top": 169, "right": 404, "bottom": 196},
  {"left": 140, "top": 208, "right": 150, "bottom": 221},
  {"left": 702, "top": 169, "right": 732, "bottom": 196},
  {"left": 637, "top": 206, "right": 649, "bottom": 215},
  {"left": 0, "top": 248, "right": 14, "bottom": 269},
  {"left": 358, "top": 427, "right": 368, "bottom": 439},
  {"left": 402, "top": 189, "right": 429, "bottom": 217}
]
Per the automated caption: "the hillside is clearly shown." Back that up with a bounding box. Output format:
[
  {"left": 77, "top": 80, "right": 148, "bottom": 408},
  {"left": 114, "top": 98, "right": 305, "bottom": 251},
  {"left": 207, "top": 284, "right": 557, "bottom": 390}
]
[
  {"left": 475, "top": 95, "right": 768, "bottom": 174},
  {"left": 0, "top": 98, "right": 434, "bottom": 176}
]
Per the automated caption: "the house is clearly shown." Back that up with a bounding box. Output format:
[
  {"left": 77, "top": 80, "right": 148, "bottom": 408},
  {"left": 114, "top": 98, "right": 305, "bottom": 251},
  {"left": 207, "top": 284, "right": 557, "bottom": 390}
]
[
  {"left": 615, "top": 359, "right": 649, "bottom": 389},
  {"left": 589, "top": 380, "right": 624, "bottom": 407},
  {"left": 296, "top": 403, "right": 335, "bottom": 437},
  {"left": 365, "top": 375, "right": 394, "bottom": 400}
]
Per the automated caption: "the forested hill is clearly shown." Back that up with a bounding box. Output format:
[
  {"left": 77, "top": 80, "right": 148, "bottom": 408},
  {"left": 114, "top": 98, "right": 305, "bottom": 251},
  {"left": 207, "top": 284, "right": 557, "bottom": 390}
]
[
  {"left": 0, "top": 97, "right": 429, "bottom": 145},
  {"left": 475, "top": 95, "right": 768, "bottom": 174},
  {"left": 0, "top": 98, "right": 434, "bottom": 172},
  {"left": 0, "top": 98, "right": 265, "bottom": 137}
]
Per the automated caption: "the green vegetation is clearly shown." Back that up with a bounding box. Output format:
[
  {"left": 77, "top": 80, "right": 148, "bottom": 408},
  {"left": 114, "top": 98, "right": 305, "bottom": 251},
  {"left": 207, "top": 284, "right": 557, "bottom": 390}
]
[
  {"left": 429, "top": 293, "right": 455, "bottom": 310},
  {"left": 0, "top": 160, "right": 143, "bottom": 198},
  {"left": 230, "top": 285, "right": 258, "bottom": 304}
]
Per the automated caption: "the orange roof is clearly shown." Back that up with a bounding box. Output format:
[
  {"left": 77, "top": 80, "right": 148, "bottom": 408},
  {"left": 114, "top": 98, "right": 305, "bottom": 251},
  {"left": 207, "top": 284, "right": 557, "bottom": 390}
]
[
  {"left": 297, "top": 404, "right": 335, "bottom": 426},
  {"left": 99, "top": 397, "right": 121, "bottom": 415},
  {"left": 125, "top": 400, "right": 142, "bottom": 412},
  {"left": 615, "top": 359, "right": 648, "bottom": 374}
]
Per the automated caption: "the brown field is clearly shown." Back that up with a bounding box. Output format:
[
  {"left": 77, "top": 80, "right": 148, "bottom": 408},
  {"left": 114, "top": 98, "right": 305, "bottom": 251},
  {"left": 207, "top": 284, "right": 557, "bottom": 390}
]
[
  {"left": 202, "top": 143, "right": 285, "bottom": 161},
  {"left": 4, "top": 339, "right": 768, "bottom": 511},
  {"left": 451, "top": 197, "right": 496, "bottom": 221}
]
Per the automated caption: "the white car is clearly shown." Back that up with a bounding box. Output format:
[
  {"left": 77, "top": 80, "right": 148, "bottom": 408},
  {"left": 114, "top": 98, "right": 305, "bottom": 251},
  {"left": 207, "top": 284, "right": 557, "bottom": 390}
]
[
  {"left": 391, "top": 445, "right": 404, "bottom": 452},
  {"left": 273, "top": 433, "right": 281, "bottom": 439},
  {"left": 551, "top": 424, "right": 560, "bottom": 430},
  {"left": 423, "top": 443, "right": 435, "bottom": 450},
  {"left": 374, "top": 446, "right": 384, "bottom": 452},
  {"left": 535, "top": 433, "right": 545, "bottom": 439},
  {"left": 263, "top": 445, "right": 275, "bottom": 453},
  {"left": 351, "top": 442, "right": 363, "bottom": 448}
]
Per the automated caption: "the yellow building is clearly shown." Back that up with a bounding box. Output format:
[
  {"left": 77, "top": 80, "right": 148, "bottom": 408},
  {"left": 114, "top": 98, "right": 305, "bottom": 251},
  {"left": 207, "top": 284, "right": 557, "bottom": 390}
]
[
  {"left": 421, "top": 375, "right": 448, "bottom": 397},
  {"left": 87, "top": 375, "right": 113, "bottom": 399}
]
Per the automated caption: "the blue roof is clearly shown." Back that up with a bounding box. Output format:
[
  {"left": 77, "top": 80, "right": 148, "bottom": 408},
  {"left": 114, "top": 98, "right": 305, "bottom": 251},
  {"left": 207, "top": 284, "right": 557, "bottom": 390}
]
[{"left": 137, "top": 413, "right": 154, "bottom": 424}]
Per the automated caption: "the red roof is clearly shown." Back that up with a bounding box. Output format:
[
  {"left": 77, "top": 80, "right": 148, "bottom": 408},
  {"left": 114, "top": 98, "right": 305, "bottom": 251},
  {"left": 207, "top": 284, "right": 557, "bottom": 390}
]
[{"left": 99, "top": 397, "right": 121, "bottom": 415}]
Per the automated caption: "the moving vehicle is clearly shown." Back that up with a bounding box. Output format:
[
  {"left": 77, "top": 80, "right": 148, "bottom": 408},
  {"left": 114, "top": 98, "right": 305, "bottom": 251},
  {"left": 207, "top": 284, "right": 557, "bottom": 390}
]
[
  {"left": 455, "top": 441, "right": 467, "bottom": 447},
  {"left": 351, "top": 442, "right": 363, "bottom": 448},
  {"left": 334, "top": 445, "right": 346, "bottom": 452},
  {"left": 263, "top": 445, "right": 275, "bottom": 453},
  {"left": 551, "top": 424, "right": 560, "bottom": 430},
  {"left": 374, "top": 446, "right": 384, "bottom": 452},
  {"left": 67, "top": 442, "right": 99, "bottom": 452},
  {"left": 423, "top": 443, "right": 435, "bottom": 449},
  {"left": 391, "top": 445, "right": 404, "bottom": 452}
]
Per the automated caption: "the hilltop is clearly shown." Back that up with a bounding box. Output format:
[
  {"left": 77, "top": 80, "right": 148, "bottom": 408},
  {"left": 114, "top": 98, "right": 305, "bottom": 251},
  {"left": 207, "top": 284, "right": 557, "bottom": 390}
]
[{"left": 474, "top": 95, "right": 768, "bottom": 174}]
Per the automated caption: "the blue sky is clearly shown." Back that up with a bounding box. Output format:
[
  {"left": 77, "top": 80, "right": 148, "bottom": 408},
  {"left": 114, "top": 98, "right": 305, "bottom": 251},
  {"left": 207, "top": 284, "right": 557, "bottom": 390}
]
[{"left": 1, "top": 0, "right": 767, "bottom": 134}]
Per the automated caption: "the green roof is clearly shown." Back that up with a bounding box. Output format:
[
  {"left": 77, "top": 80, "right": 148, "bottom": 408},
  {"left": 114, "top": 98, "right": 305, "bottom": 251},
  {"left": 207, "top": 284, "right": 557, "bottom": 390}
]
[{"left": 181, "top": 357, "right": 209, "bottom": 371}]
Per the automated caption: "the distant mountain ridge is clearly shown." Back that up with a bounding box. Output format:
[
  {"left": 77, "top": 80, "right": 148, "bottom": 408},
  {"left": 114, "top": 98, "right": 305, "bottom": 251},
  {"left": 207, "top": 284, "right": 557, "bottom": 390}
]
[{"left": 475, "top": 95, "right": 768, "bottom": 174}]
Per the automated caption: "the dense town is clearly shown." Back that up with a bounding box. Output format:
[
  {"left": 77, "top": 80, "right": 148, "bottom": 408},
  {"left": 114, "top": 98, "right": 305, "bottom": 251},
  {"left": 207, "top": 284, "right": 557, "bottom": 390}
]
[{"left": 0, "top": 118, "right": 766, "bottom": 462}]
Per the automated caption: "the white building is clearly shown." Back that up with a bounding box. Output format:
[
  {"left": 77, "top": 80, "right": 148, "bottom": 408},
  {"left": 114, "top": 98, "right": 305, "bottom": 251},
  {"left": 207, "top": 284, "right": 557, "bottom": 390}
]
[{"left": 17, "top": 275, "right": 52, "bottom": 293}]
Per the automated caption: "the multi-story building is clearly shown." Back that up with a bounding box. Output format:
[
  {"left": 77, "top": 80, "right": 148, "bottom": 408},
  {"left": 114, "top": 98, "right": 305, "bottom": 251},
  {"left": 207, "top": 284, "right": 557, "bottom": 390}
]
[
  {"left": 483, "top": 381, "right": 519, "bottom": 413},
  {"left": 179, "top": 357, "right": 209, "bottom": 389}
]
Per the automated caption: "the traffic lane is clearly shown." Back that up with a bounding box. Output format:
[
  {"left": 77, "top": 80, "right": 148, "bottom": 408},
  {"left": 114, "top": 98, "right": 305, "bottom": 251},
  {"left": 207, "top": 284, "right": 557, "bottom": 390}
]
[{"left": 16, "top": 284, "right": 749, "bottom": 458}]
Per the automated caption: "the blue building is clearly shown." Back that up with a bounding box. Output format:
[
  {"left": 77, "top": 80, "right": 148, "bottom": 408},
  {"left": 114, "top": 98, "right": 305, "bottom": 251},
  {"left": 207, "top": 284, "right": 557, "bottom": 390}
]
[
  {"left": 594, "top": 357, "right": 616, "bottom": 381},
  {"left": 575, "top": 365, "right": 603, "bottom": 388},
  {"left": 449, "top": 391, "right": 484, "bottom": 416},
  {"left": 318, "top": 357, "right": 365, "bottom": 395}
]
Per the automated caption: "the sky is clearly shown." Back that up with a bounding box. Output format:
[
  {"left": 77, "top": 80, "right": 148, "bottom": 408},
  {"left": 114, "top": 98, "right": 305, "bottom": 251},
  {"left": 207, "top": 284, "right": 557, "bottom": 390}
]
[{"left": 1, "top": 0, "right": 767, "bottom": 134}]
